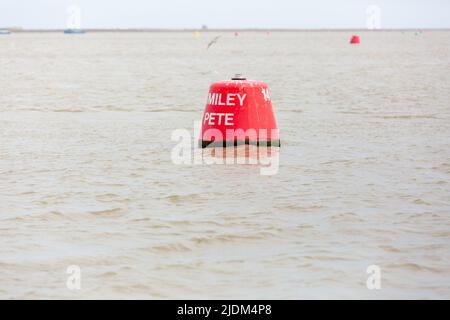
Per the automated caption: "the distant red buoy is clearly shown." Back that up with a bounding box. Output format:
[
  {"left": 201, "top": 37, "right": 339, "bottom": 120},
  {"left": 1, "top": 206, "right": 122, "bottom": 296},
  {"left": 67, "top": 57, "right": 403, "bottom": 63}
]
[
  {"left": 234, "top": 32, "right": 239, "bottom": 37},
  {"left": 199, "top": 75, "right": 280, "bottom": 148},
  {"left": 350, "top": 35, "right": 360, "bottom": 44}
]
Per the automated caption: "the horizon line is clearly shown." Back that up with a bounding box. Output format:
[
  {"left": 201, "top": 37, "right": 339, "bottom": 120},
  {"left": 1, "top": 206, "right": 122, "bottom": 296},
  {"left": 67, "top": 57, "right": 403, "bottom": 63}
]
[{"left": 3, "top": 27, "right": 450, "bottom": 33}]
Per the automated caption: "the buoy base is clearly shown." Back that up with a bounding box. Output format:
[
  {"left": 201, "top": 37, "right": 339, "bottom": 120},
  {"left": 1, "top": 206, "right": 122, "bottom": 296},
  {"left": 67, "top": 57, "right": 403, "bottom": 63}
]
[{"left": 199, "top": 139, "right": 281, "bottom": 149}]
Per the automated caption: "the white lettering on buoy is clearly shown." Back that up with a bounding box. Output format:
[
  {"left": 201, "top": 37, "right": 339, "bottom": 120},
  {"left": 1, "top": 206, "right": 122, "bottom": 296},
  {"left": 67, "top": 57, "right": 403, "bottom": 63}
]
[
  {"left": 261, "top": 88, "right": 270, "bottom": 101},
  {"left": 207, "top": 93, "right": 246, "bottom": 107},
  {"left": 203, "top": 112, "right": 234, "bottom": 126},
  {"left": 236, "top": 94, "right": 246, "bottom": 106}
]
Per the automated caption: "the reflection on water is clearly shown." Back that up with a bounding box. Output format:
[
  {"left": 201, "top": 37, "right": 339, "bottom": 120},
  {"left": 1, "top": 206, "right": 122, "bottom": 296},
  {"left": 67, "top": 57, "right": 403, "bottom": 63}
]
[{"left": 201, "top": 146, "right": 280, "bottom": 175}]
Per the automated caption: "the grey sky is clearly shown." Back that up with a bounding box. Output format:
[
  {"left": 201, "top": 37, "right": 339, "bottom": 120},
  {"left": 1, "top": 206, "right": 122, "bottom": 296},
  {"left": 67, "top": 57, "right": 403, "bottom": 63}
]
[{"left": 1, "top": 0, "right": 449, "bottom": 29}]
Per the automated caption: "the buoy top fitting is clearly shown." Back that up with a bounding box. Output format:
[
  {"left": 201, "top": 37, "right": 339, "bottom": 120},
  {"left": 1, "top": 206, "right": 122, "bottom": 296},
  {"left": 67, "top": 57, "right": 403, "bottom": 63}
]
[{"left": 231, "top": 74, "right": 247, "bottom": 80}]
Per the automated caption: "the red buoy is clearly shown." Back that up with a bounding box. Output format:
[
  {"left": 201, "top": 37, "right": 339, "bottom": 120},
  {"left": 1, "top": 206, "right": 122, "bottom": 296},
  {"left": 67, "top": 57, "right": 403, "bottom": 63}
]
[
  {"left": 199, "top": 75, "right": 280, "bottom": 148},
  {"left": 350, "top": 35, "right": 360, "bottom": 44}
]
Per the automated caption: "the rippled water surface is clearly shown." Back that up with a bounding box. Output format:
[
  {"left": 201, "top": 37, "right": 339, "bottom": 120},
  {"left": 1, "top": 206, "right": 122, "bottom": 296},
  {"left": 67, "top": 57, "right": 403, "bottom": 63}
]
[{"left": 1, "top": 31, "right": 450, "bottom": 299}]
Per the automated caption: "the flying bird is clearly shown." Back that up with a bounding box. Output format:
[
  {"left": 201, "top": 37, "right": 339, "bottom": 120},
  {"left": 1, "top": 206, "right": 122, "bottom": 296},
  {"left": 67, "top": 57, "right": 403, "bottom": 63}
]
[{"left": 207, "top": 36, "right": 221, "bottom": 50}]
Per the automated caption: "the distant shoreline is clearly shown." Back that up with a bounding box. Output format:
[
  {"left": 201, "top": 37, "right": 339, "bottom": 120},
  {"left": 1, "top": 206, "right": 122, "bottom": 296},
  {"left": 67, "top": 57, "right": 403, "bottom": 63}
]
[{"left": 3, "top": 28, "right": 450, "bottom": 33}]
